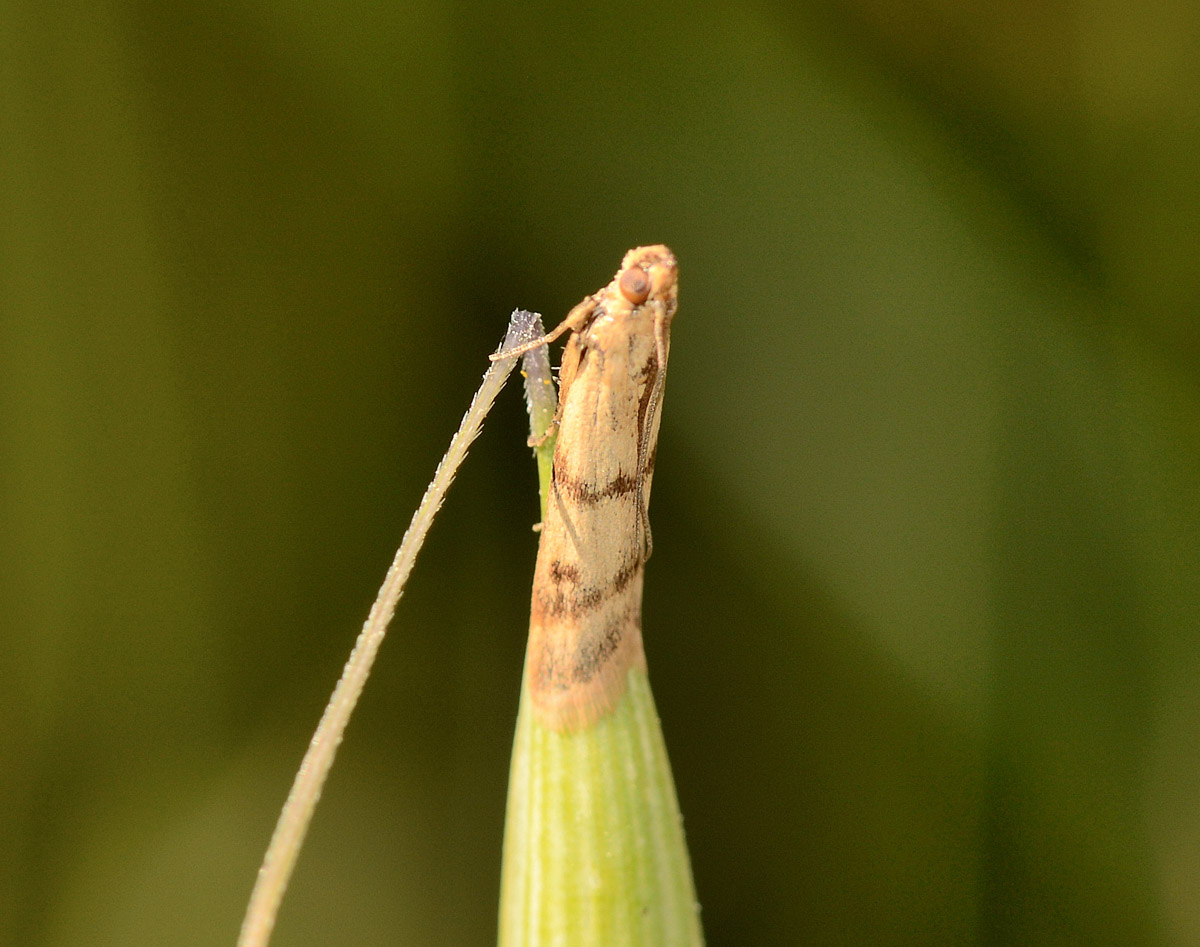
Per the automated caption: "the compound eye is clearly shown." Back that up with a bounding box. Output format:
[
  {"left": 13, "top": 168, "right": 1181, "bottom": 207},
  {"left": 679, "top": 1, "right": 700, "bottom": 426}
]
[{"left": 618, "top": 266, "right": 651, "bottom": 305}]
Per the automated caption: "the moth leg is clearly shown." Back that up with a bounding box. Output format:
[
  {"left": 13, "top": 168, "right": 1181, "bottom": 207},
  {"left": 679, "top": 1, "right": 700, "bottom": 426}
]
[
  {"left": 489, "top": 297, "right": 597, "bottom": 361},
  {"left": 526, "top": 419, "right": 559, "bottom": 449}
]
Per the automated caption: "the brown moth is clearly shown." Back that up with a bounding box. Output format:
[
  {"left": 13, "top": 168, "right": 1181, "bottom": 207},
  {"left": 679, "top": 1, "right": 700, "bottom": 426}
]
[{"left": 494, "top": 245, "right": 679, "bottom": 730}]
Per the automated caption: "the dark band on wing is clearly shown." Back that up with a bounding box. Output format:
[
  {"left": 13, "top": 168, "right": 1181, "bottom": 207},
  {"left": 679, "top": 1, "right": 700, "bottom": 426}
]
[
  {"left": 553, "top": 442, "right": 659, "bottom": 506},
  {"left": 548, "top": 560, "right": 580, "bottom": 585},
  {"left": 533, "top": 602, "right": 640, "bottom": 692},
  {"left": 536, "top": 553, "right": 643, "bottom": 620},
  {"left": 555, "top": 470, "right": 638, "bottom": 504}
]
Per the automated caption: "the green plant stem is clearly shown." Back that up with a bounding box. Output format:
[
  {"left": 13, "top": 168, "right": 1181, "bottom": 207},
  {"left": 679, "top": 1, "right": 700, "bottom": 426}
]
[{"left": 518, "top": 313, "right": 557, "bottom": 518}]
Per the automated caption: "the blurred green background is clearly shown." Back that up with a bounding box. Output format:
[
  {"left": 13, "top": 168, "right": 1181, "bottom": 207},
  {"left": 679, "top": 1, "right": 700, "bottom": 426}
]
[{"left": 3, "top": 0, "right": 1198, "bottom": 944}]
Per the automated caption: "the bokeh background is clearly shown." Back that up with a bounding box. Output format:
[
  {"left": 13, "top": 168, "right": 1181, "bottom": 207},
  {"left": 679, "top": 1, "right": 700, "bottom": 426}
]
[{"left": 3, "top": 1, "right": 1199, "bottom": 944}]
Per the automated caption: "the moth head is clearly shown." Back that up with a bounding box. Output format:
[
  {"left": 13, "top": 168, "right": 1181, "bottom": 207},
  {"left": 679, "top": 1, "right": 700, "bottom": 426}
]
[{"left": 616, "top": 245, "right": 678, "bottom": 325}]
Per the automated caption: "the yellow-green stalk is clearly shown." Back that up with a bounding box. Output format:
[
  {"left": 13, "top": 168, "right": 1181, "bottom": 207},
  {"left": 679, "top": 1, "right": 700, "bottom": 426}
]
[
  {"left": 518, "top": 314, "right": 557, "bottom": 523},
  {"left": 500, "top": 326, "right": 703, "bottom": 946}
]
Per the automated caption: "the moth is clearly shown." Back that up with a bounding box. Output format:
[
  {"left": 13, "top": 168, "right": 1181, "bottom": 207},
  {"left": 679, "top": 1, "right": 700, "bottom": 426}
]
[{"left": 494, "top": 245, "right": 679, "bottom": 730}]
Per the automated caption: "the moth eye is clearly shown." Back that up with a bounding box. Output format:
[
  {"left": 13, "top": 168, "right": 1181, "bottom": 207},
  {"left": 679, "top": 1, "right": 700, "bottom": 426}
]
[{"left": 618, "top": 266, "right": 651, "bottom": 305}]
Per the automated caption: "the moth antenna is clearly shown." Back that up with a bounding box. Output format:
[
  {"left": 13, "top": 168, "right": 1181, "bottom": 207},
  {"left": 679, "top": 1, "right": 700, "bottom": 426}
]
[{"left": 635, "top": 311, "right": 670, "bottom": 563}]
